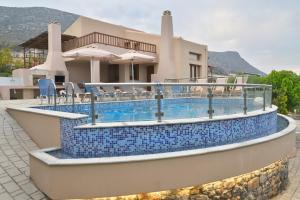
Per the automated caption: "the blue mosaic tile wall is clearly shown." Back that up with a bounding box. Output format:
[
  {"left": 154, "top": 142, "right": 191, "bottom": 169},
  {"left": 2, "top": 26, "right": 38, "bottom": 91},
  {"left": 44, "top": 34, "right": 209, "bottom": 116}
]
[{"left": 60, "top": 111, "right": 277, "bottom": 158}]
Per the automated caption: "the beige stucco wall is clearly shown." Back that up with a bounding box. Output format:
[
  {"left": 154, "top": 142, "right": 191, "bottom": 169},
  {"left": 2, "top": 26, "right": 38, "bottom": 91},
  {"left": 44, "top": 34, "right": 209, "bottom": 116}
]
[
  {"left": 7, "top": 108, "right": 61, "bottom": 148},
  {"left": 174, "top": 38, "right": 208, "bottom": 79},
  {"left": 66, "top": 60, "right": 91, "bottom": 83},
  {"left": 64, "top": 16, "right": 128, "bottom": 38},
  {"left": 30, "top": 125, "right": 295, "bottom": 199}
]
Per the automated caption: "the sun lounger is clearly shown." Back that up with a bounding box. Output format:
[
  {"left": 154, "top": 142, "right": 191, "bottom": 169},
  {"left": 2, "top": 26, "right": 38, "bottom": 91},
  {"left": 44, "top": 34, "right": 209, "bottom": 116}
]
[
  {"left": 213, "top": 77, "right": 228, "bottom": 95},
  {"left": 84, "top": 85, "right": 103, "bottom": 101},
  {"left": 134, "top": 85, "right": 152, "bottom": 98},
  {"left": 101, "top": 85, "right": 119, "bottom": 100},
  {"left": 72, "top": 83, "right": 90, "bottom": 102},
  {"left": 230, "top": 76, "right": 248, "bottom": 95},
  {"left": 116, "top": 85, "right": 136, "bottom": 99},
  {"left": 191, "top": 78, "right": 208, "bottom": 97}
]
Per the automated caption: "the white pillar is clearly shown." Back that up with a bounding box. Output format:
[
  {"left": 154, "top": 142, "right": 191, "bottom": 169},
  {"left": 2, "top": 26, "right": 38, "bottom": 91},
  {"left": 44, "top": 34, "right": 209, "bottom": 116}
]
[
  {"left": 90, "top": 59, "right": 100, "bottom": 83},
  {"left": 44, "top": 22, "right": 69, "bottom": 81},
  {"left": 157, "top": 10, "right": 176, "bottom": 81}
]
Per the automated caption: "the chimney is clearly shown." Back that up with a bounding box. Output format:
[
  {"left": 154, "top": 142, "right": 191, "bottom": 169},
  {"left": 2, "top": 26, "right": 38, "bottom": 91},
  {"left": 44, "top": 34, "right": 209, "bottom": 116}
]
[
  {"left": 157, "top": 10, "right": 176, "bottom": 81},
  {"left": 43, "top": 22, "right": 69, "bottom": 78}
]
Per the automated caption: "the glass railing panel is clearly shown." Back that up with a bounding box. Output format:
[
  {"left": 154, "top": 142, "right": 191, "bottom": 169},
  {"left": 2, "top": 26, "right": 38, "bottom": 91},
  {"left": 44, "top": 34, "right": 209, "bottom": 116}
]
[{"left": 75, "top": 82, "right": 273, "bottom": 124}]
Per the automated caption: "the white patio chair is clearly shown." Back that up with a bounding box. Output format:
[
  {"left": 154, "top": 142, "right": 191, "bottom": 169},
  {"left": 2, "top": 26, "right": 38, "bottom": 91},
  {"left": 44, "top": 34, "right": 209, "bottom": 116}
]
[
  {"left": 213, "top": 77, "right": 228, "bottom": 95},
  {"left": 230, "top": 76, "right": 248, "bottom": 96},
  {"left": 191, "top": 78, "right": 208, "bottom": 97}
]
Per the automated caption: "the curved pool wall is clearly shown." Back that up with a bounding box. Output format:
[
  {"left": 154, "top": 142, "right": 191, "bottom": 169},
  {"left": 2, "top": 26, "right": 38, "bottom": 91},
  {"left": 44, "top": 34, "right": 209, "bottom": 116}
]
[
  {"left": 29, "top": 97, "right": 276, "bottom": 158},
  {"left": 29, "top": 114, "right": 295, "bottom": 200},
  {"left": 58, "top": 110, "right": 277, "bottom": 158}
]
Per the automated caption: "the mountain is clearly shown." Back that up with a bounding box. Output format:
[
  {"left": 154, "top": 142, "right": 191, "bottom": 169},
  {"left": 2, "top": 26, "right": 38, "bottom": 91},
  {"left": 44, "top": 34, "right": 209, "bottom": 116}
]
[
  {"left": 0, "top": 6, "right": 79, "bottom": 47},
  {"left": 208, "top": 51, "right": 266, "bottom": 76}
]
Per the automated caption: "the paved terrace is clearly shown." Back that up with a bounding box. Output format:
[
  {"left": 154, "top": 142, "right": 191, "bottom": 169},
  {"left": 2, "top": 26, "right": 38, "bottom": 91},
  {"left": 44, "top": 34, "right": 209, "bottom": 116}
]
[{"left": 0, "top": 99, "right": 298, "bottom": 200}]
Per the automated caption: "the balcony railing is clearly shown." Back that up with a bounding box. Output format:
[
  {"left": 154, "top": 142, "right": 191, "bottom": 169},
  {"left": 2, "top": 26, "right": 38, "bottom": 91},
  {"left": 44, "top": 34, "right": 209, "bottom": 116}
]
[{"left": 62, "top": 32, "right": 157, "bottom": 53}]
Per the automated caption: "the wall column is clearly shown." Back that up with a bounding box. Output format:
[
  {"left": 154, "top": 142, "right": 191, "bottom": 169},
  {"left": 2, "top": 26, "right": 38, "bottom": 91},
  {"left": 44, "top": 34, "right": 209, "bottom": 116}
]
[{"left": 90, "top": 60, "right": 100, "bottom": 83}]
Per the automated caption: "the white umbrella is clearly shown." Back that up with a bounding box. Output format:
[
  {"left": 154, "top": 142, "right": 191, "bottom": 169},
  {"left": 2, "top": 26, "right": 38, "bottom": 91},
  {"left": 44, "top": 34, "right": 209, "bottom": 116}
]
[
  {"left": 113, "top": 50, "right": 155, "bottom": 82},
  {"left": 63, "top": 47, "right": 120, "bottom": 82}
]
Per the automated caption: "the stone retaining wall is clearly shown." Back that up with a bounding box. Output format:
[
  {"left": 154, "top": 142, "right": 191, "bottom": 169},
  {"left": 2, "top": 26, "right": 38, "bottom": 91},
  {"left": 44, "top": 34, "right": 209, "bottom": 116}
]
[{"left": 98, "top": 159, "right": 288, "bottom": 200}]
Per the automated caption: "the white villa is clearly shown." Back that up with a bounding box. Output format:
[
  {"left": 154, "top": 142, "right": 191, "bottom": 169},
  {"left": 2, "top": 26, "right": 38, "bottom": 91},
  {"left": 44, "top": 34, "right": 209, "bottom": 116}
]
[{"left": 0, "top": 10, "right": 208, "bottom": 99}]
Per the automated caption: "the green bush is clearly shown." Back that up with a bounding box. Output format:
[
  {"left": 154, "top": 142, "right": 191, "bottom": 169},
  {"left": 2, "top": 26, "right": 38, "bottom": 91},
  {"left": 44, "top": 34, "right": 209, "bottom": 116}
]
[{"left": 249, "top": 70, "right": 300, "bottom": 114}]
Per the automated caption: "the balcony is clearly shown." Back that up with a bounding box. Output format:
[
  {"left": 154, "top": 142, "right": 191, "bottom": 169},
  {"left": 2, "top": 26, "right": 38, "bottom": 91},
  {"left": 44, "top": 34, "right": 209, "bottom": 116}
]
[{"left": 62, "top": 32, "right": 157, "bottom": 53}]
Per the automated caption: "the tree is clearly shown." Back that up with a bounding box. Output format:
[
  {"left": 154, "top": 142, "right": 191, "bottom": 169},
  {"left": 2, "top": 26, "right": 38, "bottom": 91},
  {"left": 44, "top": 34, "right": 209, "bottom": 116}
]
[
  {"left": 247, "top": 70, "right": 300, "bottom": 114},
  {"left": 257, "top": 70, "right": 300, "bottom": 114},
  {"left": 0, "top": 48, "right": 13, "bottom": 67}
]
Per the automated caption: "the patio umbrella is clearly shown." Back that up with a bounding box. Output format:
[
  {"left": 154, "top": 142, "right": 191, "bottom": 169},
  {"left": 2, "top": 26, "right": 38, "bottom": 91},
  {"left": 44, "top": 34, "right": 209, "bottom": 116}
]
[
  {"left": 63, "top": 47, "right": 120, "bottom": 82},
  {"left": 113, "top": 50, "right": 155, "bottom": 82}
]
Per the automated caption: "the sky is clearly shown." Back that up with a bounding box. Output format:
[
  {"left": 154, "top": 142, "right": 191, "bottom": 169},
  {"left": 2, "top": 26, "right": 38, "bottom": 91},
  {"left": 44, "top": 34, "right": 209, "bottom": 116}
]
[{"left": 1, "top": 0, "right": 300, "bottom": 74}]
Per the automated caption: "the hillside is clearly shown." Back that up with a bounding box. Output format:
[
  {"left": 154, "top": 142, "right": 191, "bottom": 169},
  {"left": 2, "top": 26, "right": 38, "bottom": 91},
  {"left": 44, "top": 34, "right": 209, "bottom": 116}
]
[
  {"left": 208, "top": 51, "right": 265, "bottom": 76},
  {"left": 0, "top": 6, "right": 78, "bottom": 47}
]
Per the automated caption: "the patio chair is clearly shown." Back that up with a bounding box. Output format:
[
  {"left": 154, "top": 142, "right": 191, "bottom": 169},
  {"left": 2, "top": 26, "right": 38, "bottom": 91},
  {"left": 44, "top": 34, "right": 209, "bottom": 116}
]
[
  {"left": 61, "top": 82, "right": 76, "bottom": 103},
  {"left": 170, "top": 85, "right": 186, "bottom": 97},
  {"left": 84, "top": 85, "right": 103, "bottom": 101},
  {"left": 230, "top": 76, "right": 248, "bottom": 96},
  {"left": 213, "top": 77, "right": 228, "bottom": 96},
  {"left": 72, "top": 83, "right": 89, "bottom": 102},
  {"left": 117, "top": 85, "right": 136, "bottom": 99},
  {"left": 38, "top": 79, "right": 60, "bottom": 104},
  {"left": 134, "top": 85, "right": 152, "bottom": 98},
  {"left": 191, "top": 78, "right": 208, "bottom": 97},
  {"left": 101, "top": 85, "right": 118, "bottom": 99}
]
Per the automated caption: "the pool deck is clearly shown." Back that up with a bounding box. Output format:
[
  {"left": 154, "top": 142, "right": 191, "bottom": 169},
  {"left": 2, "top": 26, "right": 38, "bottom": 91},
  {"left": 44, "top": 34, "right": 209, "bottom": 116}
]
[{"left": 0, "top": 99, "right": 298, "bottom": 200}]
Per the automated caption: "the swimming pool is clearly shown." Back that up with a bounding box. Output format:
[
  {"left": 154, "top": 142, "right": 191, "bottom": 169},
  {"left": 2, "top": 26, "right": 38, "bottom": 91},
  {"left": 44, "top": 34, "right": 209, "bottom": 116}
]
[{"left": 35, "top": 97, "right": 262, "bottom": 123}]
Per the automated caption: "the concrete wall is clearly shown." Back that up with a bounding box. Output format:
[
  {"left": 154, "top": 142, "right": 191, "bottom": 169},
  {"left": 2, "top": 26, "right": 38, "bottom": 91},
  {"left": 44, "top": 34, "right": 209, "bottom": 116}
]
[
  {"left": 6, "top": 108, "right": 61, "bottom": 148},
  {"left": 30, "top": 124, "right": 295, "bottom": 199}
]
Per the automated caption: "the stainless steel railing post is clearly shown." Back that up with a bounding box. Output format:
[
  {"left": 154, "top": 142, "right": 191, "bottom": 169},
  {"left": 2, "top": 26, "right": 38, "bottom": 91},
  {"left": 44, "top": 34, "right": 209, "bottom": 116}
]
[
  {"left": 243, "top": 86, "right": 247, "bottom": 115},
  {"left": 263, "top": 86, "right": 266, "bottom": 111},
  {"left": 47, "top": 83, "right": 56, "bottom": 110},
  {"left": 47, "top": 85, "right": 51, "bottom": 105},
  {"left": 71, "top": 86, "right": 75, "bottom": 112},
  {"left": 155, "top": 85, "right": 164, "bottom": 122},
  {"left": 207, "top": 86, "right": 214, "bottom": 119},
  {"left": 54, "top": 86, "right": 57, "bottom": 110},
  {"left": 270, "top": 86, "right": 272, "bottom": 108},
  {"left": 91, "top": 89, "right": 96, "bottom": 125}
]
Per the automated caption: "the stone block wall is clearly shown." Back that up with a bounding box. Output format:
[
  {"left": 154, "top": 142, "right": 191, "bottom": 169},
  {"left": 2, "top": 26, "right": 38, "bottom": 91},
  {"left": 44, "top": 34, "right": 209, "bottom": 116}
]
[{"left": 96, "top": 159, "right": 288, "bottom": 200}]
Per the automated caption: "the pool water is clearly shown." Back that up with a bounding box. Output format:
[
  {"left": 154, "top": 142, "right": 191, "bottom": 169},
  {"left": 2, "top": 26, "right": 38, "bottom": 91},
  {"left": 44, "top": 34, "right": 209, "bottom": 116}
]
[
  {"left": 93, "top": 98, "right": 261, "bottom": 123},
  {"left": 34, "top": 97, "right": 263, "bottom": 123}
]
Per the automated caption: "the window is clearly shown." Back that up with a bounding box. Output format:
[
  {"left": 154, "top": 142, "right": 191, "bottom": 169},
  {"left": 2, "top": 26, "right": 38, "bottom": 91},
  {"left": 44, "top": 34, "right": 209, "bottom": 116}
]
[
  {"left": 189, "top": 52, "right": 201, "bottom": 61},
  {"left": 190, "top": 64, "right": 201, "bottom": 79},
  {"left": 130, "top": 64, "right": 139, "bottom": 80}
]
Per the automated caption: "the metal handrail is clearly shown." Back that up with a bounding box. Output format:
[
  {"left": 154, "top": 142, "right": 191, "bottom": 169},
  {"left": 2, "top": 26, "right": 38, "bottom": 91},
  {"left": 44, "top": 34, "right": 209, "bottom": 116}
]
[
  {"left": 85, "top": 82, "right": 272, "bottom": 87},
  {"left": 47, "top": 81, "right": 57, "bottom": 110},
  {"left": 63, "top": 82, "right": 75, "bottom": 112},
  {"left": 84, "top": 82, "right": 272, "bottom": 124}
]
